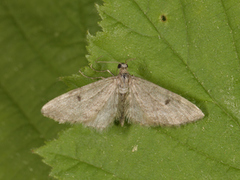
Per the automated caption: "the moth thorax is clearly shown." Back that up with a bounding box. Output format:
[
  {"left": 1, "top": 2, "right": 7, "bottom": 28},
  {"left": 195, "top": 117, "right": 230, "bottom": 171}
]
[
  {"left": 119, "top": 87, "right": 129, "bottom": 94},
  {"left": 118, "top": 73, "right": 129, "bottom": 94},
  {"left": 121, "top": 73, "right": 129, "bottom": 79}
]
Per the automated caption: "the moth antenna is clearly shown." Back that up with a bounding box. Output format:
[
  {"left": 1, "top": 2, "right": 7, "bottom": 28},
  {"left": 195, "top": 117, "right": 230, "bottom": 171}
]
[
  {"left": 96, "top": 61, "right": 120, "bottom": 64},
  {"left": 125, "top": 58, "right": 136, "bottom": 64}
]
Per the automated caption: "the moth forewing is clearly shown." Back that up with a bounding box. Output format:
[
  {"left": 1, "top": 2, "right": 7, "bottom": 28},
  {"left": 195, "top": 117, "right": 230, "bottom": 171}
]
[
  {"left": 41, "top": 63, "right": 204, "bottom": 130},
  {"left": 41, "top": 76, "right": 119, "bottom": 129},
  {"left": 127, "top": 76, "right": 204, "bottom": 126}
]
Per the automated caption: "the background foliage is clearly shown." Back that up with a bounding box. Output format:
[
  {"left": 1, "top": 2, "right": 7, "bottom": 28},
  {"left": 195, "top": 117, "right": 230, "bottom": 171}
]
[
  {"left": 1, "top": 0, "right": 240, "bottom": 179},
  {"left": 0, "top": 0, "right": 101, "bottom": 179}
]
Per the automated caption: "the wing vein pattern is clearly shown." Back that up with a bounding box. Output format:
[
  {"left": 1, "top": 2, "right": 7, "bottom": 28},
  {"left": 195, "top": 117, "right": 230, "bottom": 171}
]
[
  {"left": 41, "top": 77, "right": 119, "bottom": 129},
  {"left": 126, "top": 77, "right": 204, "bottom": 126}
]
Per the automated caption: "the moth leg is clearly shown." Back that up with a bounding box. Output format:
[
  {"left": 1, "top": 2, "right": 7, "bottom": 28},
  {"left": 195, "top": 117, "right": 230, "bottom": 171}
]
[
  {"left": 90, "top": 64, "right": 115, "bottom": 76},
  {"left": 79, "top": 69, "right": 105, "bottom": 79},
  {"left": 79, "top": 61, "right": 116, "bottom": 79}
]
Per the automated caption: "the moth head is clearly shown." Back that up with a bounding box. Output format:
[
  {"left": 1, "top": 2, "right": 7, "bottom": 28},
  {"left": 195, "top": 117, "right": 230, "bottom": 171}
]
[{"left": 118, "top": 63, "right": 128, "bottom": 69}]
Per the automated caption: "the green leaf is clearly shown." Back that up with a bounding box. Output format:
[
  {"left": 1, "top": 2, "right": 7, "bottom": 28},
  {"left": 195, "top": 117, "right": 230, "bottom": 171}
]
[
  {"left": 0, "top": 0, "right": 101, "bottom": 179},
  {"left": 36, "top": 0, "right": 240, "bottom": 179}
]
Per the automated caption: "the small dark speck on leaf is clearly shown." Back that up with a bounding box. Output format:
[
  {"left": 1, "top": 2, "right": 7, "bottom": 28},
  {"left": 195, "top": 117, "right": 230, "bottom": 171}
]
[
  {"left": 161, "top": 15, "right": 167, "bottom": 22},
  {"left": 165, "top": 99, "right": 170, "bottom": 105}
]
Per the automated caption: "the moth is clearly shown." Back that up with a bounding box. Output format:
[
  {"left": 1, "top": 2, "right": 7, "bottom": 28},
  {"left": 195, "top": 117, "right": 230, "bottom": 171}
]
[{"left": 41, "top": 63, "right": 204, "bottom": 130}]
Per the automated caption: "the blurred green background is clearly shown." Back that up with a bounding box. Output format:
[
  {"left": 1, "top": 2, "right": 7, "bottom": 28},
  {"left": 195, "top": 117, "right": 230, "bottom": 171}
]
[{"left": 0, "top": 0, "right": 101, "bottom": 179}]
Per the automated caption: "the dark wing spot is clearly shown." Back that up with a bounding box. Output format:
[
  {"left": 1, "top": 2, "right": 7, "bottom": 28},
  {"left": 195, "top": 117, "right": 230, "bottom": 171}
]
[
  {"left": 160, "top": 15, "right": 167, "bottom": 22},
  {"left": 165, "top": 99, "right": 170, "bottom": 105},
  {"left": 77, "top": 96, "right": 81, "bottom": 101}
]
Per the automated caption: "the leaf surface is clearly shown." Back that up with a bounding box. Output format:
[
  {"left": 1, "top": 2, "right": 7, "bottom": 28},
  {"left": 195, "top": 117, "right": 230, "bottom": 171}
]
[{"left": 36, "top": 0, "right": 240, "bottom": 179}]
